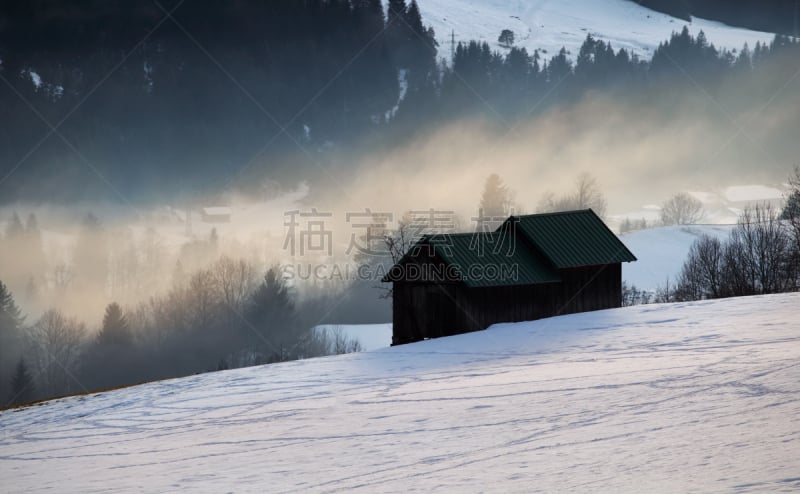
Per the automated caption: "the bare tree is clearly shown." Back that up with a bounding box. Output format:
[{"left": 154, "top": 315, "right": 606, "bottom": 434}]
[
  {"left": 573, "top": 172, "right": 608, "bottom": 219},
  {"left": 213, "top": 256, "right": 257, "bottom": 313},
  {"left": 380, "top": 213, "right": 421, "bottom": 300},
  {"left": 675, "top": 203, "right": 793, "bottom": 300},
  {"left": 619, "top": 217, "right": 648, "bottom": 234},
  {"left": 729, "top": 203, "right": 791, "bottom": 294},
  {"left": 384, "top": 213, "right": 418, "bottom": 266},
  {"left": 537, "top": 172, "right": 607, "bottom": 219},
  {"left": 30, "top": 309, "right": 86, "bottom": 398},
  {"left": 621, "top": 281, "right": 651, "bottom": 306},
  {"left": 327, "top": 326, "right": 363, "bottom": 354},
  {"left": 676, "top": 235, "right": 725, "bottom": 300},
  {"left": 660, "top": 192, "right": 704, "bottom": 226},
  {"left": 186, "top": 269, "right": 222, "bottom": 330},
  {"left": 51, "top": 263, "right": 74, "bottom": 293}
]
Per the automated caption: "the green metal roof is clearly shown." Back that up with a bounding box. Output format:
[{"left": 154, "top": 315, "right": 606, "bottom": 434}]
[
  {"left": 504, "top": 209, "right": 637, "bottom": 268},
  {"left": 429, "top": 232, "right": 561, "bottom": 287},
  {"left": 383, "top": 209, "right": 635, "bottom": 286}
]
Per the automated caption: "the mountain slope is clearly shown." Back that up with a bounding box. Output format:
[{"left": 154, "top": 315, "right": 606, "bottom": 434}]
[
  {"left": 621, "top": 224, "right": 734, "bottom": 291},
  {"left": 630, "top": 0, "right": 799, "bottom": 35},
  {"left": 414, "top": 0, "right": 776, "bottom": 60},
  {"left": 2, "top": 293, "right": 799, "bottom": 492}
]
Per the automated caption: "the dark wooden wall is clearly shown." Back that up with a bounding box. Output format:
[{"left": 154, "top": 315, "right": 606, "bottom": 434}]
[{"left": 392, "top": 263, "right": 623, "bottom": 345}]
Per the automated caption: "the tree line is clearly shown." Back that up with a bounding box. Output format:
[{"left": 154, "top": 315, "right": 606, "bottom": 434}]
[
  {"left": 0, "top": 0, "right": 436, "bottom": 201},
  {"left": 624, "top": 168, "right": 800, "bottom": 305},
  {"left": 0, "top": 255, "right": 362, "bottom": 408},
  {"left": 1, "top": 0, "right": 799, "bottom": 201},
  {"left": 631, "top": 0, "right": 799, "bottom": 35}
]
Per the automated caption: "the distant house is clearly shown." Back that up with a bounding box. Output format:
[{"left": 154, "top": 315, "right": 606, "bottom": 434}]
[
  {"left": 383, "top": 209, "right": 637, "bottom": 345},
  {"left": 201, "top": 206, "right": 231, "bottom": 223}
]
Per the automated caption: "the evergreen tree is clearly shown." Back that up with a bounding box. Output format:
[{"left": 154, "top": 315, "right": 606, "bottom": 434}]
[
  {"left": 353, "top": 0, "right": 386, "bottom": 40},
  {"left": 97, "top": 302, "right": 132, "bottom": 348},
  {"left": 9, "top": 358, "right": 34, "bottom": 405},
  {"left": 82, "top": 301, "right": 136, "bottom": 391},
  {"left": 575, "top": 34, "right": 598, "bottom": 81},
  {"left": 386, "top": 0, "right": 407, "bottom": 25},
  {"left": 245, "top": 267, "right": 298, "bottom": 362},
  {"left": 547, "top": 47, "right": 573, "bottom": 84},
  {"left": 734, "top": 43, "right": 753, "bottom": 72},
  {"left": 351, "top": 0, "right": 397, "bottom": 123},
  {"left": 0, "top": 280, "right": 25, "bottom": 403},
  {"left": 0, "top": 279, "right": 25, "bottom": 332},
  {"left": 477, "top": 174, "right": 513, "bottom": 231}
]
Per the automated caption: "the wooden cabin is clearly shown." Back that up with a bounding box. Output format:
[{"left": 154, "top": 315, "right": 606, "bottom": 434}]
[{"left": 383, "top": 209, "right": 637, "bottom": 345}]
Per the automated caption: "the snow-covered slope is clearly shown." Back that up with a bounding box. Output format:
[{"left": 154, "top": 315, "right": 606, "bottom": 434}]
[
  {"left": 413, "top": 0, "right": 775, "bottom": 60},
  {"left": 3, "top": 293, "right": 799, "bottom": 492},
  {"left": 621, "top": 224, "right": 734, "bottom": 291},
  {"left": 315, "top": 323, "right": 392, "bottom": 351}
]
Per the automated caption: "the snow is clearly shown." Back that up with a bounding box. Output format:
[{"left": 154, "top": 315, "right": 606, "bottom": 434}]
[
  {"left": 410, "top": 0, "right": 776, "bottom": 60},
  {"left": 621, "top": 224, "right": 733, "bottom": 291},
  {"left": 386, "top": 68, "right": 409, "bottom": 121},
  {"left": 724, "top": 185, "right": 786, "bottom": 203},
  {"left": 618, "top": 182, "right": 789, "bottom": 228},
  {"left": 315, "top": 323, "right": 392, "bottom": 351},
  {"left": 2, "top": 293, "right": 799, "bottom": 492},
  {"left": 26, "top": 70, "right": 42, "bottom": 89}
]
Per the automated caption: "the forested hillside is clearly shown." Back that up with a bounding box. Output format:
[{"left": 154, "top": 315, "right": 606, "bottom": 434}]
[
  {"left": 631, "top": 0, "right": 799, "bottom": 35},
  {"left": 0, "top": 0, "right": 436, "bottom": 200},
  {"left": 1, "top": 1, "right": 798, "bottom": 203}
]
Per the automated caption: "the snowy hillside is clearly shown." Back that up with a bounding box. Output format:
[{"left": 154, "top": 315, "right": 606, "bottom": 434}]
[
  {"left": 621, "top": 224, "right": 734, "bottom": 291},
  {"left": 3, "top": 293, "right": 799, "bottom": 492},
  {"left": 412, "top": 0, "right": 776, "bottom": 60}
]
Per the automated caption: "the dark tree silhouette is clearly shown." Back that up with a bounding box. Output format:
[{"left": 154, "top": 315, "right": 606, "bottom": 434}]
[
  {"left": 245, "top": 267, "right": 299, "bottom": 363},
  {"left": 498, "top": 29, "right": 515, "bottom": 47},
  {"left": 97, "top": 302, "right": 132, "bottom": 348},
  {"left": 0, "top": 280, "right": 25, "bottom": 402},
  {"left": 781, "top": 166, "right": 800, "bottom": 221},
  {"left": 9, "top": 358, "right": 35, "bottom": 406},
  {"left": 0, "top": 280, "right": 25, "bottom": 332}
]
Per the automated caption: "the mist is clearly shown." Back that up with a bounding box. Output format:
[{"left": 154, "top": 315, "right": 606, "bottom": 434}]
[{"left": 2, "top": 56, "right": 799, "bottom": 327}]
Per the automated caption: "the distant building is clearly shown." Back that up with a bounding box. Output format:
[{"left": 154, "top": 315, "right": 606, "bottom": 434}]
[
  {"left": 383, "top": 209, "right": 637, "bottom": 345},
  {"left": 201, "top": 206, "right": 231, "bottom": 224}
]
